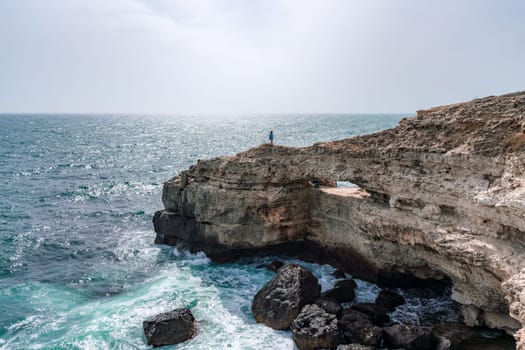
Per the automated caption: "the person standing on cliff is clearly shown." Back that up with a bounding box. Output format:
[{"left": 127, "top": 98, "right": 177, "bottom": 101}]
[{"left": 269, "top": 130, "right": 274, "bottom": 144}]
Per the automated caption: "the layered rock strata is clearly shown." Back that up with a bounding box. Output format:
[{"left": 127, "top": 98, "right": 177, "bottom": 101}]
[{"left": 154, "top": 92, "right": 525, "bottom": 347}]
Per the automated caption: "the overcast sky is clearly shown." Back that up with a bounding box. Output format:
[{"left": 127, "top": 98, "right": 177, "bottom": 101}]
[{"left": 0, "top": 0, "right": 524, "bottom": 114}]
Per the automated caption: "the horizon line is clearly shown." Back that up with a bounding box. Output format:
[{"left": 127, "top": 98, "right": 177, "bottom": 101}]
[{"left": 0, "top": 111, "right": 413, "bottom": 116}]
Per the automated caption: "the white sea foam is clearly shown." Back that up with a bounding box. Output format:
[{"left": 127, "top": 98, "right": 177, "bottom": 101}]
[{"left": 171, "top": 247, "right": 211, "bottom": 266}]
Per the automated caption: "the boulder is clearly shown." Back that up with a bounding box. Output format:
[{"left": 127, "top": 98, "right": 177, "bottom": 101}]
[
  {"left": 316, "top": 298, "right": 343, "bottom": 318},
  {"left": 143, "top": 308, "right": 195, "bottom": 347},
  {"left": 350, "top": 303, "right": 389, "bottom": 326},
  {"left": 339, "top": 309, "right": 383, "bottom": 347},
  {"left": 291, "top": 304, "right": 340, "bottom": 350},
  {"left": 266, "top": 260, "right": 284, "bottom": 272},
  {"left": 375, "top": 290, "right": 405, "bottom": 312},
  {"left": 383, "top": 324, "right": 438, "bottom": 350},
  {"left": 321, "top": 279, "right": 357, "bottom": 303},
  {"left": 251, "top": 264, "right": 321, "bottom": 329}
]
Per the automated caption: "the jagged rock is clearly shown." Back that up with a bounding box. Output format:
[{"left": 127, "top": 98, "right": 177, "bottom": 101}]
[
  {"left": 350, "top": 303, "right": 389, "bottom": 326},
  {"left": 266, "top": 260, "right": 284, "bottom": 272},
  {"left": 383, "top": 324, "right": 438, "bottom": 350},
  {"left": 375, "top": 290, "right": 405, "bottom": 312},
  {"left": 338, "top": 309, "right": 383, "bottom": 347},
  {"left": 154, "top": 92, "right": 525, "bottom": 346},
  {"left": 143, "top": 308, "right": 195, "bottom": 347},
  {"left": 336, "top": 344, "right": 376, "bottom": 350},
  {"left": 251, "top": 264, "right": 320, "bottom": 330},
  {"left": 315, "top": 298, "right": 343, "bottom": 318},
  {"left": 321, "top": 279, "right": 357, "bottom": 303},
  {"left": 291, "top": 304, "right": 340, "bottom": 350}
]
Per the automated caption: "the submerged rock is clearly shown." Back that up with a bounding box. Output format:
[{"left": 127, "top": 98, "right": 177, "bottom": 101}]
[
  {"left": 291, "top": 304, "right": 340, "bottom": 350},
  {"left": 143, "top": 308, "right": 195, "bottom": 347},
  {"left": 251, "top": 264, "right": 321, "bottom": 329}
]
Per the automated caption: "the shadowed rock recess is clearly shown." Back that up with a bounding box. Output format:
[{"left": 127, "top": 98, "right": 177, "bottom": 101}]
[{"left": 153, "top": 92, "right": 525, "bottom": 348}]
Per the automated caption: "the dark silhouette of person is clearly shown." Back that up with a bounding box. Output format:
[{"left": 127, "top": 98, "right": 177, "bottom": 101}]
[{"left": 269, "top": 130, "right": 274, "bottom": 144}]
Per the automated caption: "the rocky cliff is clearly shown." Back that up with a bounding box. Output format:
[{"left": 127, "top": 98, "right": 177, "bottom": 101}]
[{"left": 154, "top": 92, "right": 525, "bottom": 348}]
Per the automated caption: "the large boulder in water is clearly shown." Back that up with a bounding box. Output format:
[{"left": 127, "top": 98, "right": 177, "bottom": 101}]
[
  {"left": 291, "top": 304, "right": 340, "bottom": 350},
  {"left": 383, "top": 324, "right": 438, "bottom": 350},
  {"left": 143, "top": 308, "right": 195, "bottom": 347},
  {"left": 251, "top": 264, "right": 321, "bottom": 329}
]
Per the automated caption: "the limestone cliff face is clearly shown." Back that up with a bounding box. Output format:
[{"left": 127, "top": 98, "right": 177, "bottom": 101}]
[{"left": 154, "top": 92, "right": 525, "bottom": 347}]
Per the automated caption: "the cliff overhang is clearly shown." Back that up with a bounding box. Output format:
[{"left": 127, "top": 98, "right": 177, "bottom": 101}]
[{"left": 154, "top": 92, "right": 525, "bottom": 348}]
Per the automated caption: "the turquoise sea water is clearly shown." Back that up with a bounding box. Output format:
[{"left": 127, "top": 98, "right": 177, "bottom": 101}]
[{"left": 0, "top": 113, "right": 474, "bottom": 349}]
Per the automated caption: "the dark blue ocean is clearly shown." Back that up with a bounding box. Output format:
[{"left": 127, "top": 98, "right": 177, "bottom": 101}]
[{"left": 1, "top": 114, "right": 470, "bottom": 349}]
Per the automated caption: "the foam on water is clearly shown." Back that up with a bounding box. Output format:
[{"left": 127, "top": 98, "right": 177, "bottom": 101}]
[
  {"left": 1, "top": 255, "right": 302, "bottom": 349},
  {"left": 389, "top": 287, "right": 461, "bottom": 326}
]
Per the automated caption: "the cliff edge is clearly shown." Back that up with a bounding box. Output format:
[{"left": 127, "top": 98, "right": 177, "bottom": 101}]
[{"left": 154, "top": 92, "right": 525, "bottom": 348}]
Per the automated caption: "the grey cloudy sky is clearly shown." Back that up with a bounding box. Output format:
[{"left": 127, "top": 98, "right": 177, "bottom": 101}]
[{"left": 0, "top": 0, "right": 524, "bottom": 114}]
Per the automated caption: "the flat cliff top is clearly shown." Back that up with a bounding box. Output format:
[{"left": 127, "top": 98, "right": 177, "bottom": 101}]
[{"left": 314, "top": 91, "right": 525, "bottom": 156}]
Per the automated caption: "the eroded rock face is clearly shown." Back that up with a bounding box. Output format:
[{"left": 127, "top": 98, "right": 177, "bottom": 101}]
[
  {"left": 291, "top": 304, "right": 340, "bottom": 350},
  {"left": 154, "top": 91, "right": 525, "bottom": 348},
  {"left": 143, "top": 308, "right": 195, "bottom": 347},
  {"left": 251, "top": 264, "right": 321, "bottom": 330}
]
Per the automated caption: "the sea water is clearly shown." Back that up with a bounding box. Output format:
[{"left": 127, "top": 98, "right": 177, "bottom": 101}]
[{"left": 0, "top": 113, "right": 494, "bottom": 349}]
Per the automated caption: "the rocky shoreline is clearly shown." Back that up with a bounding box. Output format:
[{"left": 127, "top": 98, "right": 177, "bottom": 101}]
[
  {"left": 251, "top": 262, "right": 435, "bottom": 349},
  {"left": 153, "top": 92, "right": 525, "bottom": 348}
]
